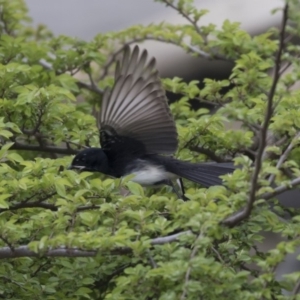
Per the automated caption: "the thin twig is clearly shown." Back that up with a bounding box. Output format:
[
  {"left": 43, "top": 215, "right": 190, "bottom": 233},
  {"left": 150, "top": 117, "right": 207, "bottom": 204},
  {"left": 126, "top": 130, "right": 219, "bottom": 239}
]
[
  {"left": 99, "top": 38, "right": 230, "bottom": 82},
  {"left": 160, "top": 0, "right": 203, "bottom": 37},
  {"left": 211, "top": 246, "right": 225, "bottom": 264},
  {"left": 190, "top": 145, "right": 227, "bottom": 162},
  {"left": 76, "top": 80, "right": 104, "bottom": 95},
  {"left": 32, "top": 107, "right": 45, "bottom": 134},
  {"left": 274, "top": 135, "right": 288, "bottom": 147},
  {"left": 99, "top": 47, "right": 124, "bottom": 80},
  {"left": 39, "top": 59, "right": 103, "bottom": 95},
  {"left": 222, "top": 4, "right": 289, "bottom": 227},
  {"left": 0, "top": 276, "right": 25, "bottom": 290},
  {"left": 181, "top": 232, "right": 203, "bottom": 300},
  {"left": 147, "top": 249, "right": 157, "bottom": 268},
  {"left": 0, "top": 236, "right": 14, "bottom": 251},
  {"left": 62, "top": 139, "right": 89, "bottom": 150},
  {"left": 30, "top": 260, "right": 50, "bottom": 277},
  {"left": 184, "top": 44, "right": 228, "bottom": 61},
  {"left": 268, "top": 132, "right": 300, "bottom": 185},
  {"left": 279, "top": 61, "right": 292, "bottom": 77},
  {"left": 193, "top": 96, "right": 222, "bottom": 107},
  {"left": 292, "top": 279, "right": 300, "bottom": 295}
]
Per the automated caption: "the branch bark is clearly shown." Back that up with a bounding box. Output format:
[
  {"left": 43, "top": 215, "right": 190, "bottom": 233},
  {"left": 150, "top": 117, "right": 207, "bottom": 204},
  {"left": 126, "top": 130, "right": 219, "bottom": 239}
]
[
  {"left": 0, "top": 231, "right": 191, "bottom": 259},
  {"left": 222, "top": 4, "right": 289, "bottom": 227},
  {"left": 268, "top": 132, "right": 300, "bottom": 185},
  {"left": 223, "top": 176, "right": 300, "bottom": 227},
  {"left": 10, "top": 141, "right": 79, "bottom": 155}
]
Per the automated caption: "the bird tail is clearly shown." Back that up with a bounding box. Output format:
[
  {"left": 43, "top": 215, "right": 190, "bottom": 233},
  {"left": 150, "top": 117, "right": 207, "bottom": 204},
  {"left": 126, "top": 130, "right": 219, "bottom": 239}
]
[{"left": 162, "top": 158, "right": 235, "bottom": 187}]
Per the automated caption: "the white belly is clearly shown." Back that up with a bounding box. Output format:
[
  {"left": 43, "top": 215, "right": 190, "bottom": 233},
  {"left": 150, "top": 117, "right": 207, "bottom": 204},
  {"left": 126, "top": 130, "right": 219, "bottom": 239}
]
[{"left": 129, "top": 164, "right": 176, "bottom": 186}]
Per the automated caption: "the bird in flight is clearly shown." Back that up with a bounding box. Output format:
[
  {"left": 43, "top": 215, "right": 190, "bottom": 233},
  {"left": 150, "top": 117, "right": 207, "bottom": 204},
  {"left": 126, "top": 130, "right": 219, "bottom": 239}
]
[{"left": 69, "top": 45, "right": 234, "bottom": 197}]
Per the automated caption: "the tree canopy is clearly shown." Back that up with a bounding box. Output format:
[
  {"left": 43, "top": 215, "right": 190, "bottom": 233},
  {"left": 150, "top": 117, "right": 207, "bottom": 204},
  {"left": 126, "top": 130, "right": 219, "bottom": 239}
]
[{"left": 1, "top": 0, "right": 300, "bottom": 299}]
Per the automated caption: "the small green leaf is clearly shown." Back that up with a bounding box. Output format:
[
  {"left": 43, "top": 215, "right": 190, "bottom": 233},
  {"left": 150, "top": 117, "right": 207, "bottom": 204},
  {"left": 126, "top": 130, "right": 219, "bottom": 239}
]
[
  {"left": 0, "top": 194, "right": 11, "bottom": 208},
  {"left": 55, "top": 181, "right": 66, "bottom": 196},
  {"left": 7, "top": 152, "right": 24, "bottom": 162},
  {"left": 126, "top": 181, "right": 144, "bottom": 196}
]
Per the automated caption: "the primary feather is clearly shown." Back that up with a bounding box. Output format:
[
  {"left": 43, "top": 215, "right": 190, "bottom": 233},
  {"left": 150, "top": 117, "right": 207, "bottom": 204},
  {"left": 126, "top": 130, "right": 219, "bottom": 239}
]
[{"left": 99, "top": 45, "right": 178, "bottom": 155}]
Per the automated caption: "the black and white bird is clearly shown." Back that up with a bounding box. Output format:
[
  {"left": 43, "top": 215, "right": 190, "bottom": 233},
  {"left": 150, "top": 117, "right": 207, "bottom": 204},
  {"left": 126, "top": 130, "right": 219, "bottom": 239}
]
[{"left": 69, "top": 45, "right": 234, "bottom": 197}]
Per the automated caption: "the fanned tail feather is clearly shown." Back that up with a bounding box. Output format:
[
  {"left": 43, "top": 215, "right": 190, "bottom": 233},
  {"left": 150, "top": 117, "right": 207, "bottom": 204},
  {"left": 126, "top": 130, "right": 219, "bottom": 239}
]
[{"left": 161, "top": 157, "right": 235, "bottom": 187}]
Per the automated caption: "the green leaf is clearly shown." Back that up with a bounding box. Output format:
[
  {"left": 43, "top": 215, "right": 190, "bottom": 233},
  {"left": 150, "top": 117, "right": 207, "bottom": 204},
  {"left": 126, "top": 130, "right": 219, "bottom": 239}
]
[
  {"left": 55, "top": 181, "right": 66, "bottom": 196},
  {"left": 126, "top": 181, "right": 144, "bottom": 196},
  {"left": 0, "top": 194, "right": 11, "bottom": 208},
  {"left": 7, "top": 152, "right": 24, "bottom": 162}
]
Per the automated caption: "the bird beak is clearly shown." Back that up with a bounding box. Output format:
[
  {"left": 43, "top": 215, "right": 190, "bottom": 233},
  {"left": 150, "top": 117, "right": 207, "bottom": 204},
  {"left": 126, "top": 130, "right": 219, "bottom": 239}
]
[{"left": 67, "top": 165, "right": 86, "bottom": 170}]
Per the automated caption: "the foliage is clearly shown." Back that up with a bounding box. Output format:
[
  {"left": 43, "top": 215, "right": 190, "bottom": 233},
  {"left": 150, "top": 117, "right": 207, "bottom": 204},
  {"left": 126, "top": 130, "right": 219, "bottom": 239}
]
[{"left": 0, "top": 0, "right": 300, "bottom": 299}]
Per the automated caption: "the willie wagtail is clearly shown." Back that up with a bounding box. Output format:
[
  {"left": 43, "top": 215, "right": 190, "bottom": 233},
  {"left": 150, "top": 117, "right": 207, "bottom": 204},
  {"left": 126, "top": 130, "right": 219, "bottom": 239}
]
[{"left": 69, "top": 45, "right": 234, "bottom": 197}]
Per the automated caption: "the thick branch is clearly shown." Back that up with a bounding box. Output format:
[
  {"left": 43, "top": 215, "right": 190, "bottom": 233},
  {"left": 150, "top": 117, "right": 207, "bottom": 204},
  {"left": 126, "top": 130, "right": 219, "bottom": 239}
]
[
  {"left": 0, "top": 202, "right": 57, "bottom": 213},
  {"left": 0, "top": 193, "right": 103, "bottom": 213},
  {"left": 0, "top": 246, "right": 96, "bottom": 259},
  {"left": 223, "top": 4, "right": 289, "bottom": 227},
  {"left": 10, "top": 141, "right": 79, "bottom": 155},
  {"left": 223, "top": 176, "right": 300, "bottom": 227},
  {"left": 150, "top": 230, "right": 190, "bottom": 245},
  {"left": 260, "top": 176, "right": 300, "bottom": 201},
  {"left": 0, "top": 231, "right": 190, "bottom": 259}
]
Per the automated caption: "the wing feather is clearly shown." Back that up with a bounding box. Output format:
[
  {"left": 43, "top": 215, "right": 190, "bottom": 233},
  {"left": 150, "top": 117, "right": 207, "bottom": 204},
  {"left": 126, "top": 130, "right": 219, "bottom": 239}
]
[{"left": 99, "top": 45, "right": 178, "bottom": 155}]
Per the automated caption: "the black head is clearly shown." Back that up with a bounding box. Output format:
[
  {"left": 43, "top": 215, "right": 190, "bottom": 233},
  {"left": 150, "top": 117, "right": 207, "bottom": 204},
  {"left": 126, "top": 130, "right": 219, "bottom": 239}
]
[{"left": 69, "top": 148, "right": 110, "bottom": 174}]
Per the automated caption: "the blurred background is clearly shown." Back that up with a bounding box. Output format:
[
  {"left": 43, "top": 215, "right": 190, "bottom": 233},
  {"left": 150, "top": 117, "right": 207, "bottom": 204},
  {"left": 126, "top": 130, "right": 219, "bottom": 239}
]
[
  {"left": 26, "top": 0, "right": 282, "bottom": 78},
  {"left": 24, "top": 0, "right": 298, "bottom": 290}
]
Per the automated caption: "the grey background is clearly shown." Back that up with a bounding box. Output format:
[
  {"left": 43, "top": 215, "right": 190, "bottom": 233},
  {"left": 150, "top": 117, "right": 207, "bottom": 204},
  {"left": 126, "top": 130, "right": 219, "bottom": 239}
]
[{"left": 25, "top": 0, "right": 282, "bottom": 76}]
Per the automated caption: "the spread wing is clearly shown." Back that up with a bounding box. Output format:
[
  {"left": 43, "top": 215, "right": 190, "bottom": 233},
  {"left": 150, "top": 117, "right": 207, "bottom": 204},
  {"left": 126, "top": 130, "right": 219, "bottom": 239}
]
[{"left": 99, "top": 45, "right": 178, "bottom": 156}]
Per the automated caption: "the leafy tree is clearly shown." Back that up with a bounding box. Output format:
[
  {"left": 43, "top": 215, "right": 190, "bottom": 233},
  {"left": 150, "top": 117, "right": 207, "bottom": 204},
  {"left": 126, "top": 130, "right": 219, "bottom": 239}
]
[{"left": 1, "top": 0, "right": 300, "bottom": 298}]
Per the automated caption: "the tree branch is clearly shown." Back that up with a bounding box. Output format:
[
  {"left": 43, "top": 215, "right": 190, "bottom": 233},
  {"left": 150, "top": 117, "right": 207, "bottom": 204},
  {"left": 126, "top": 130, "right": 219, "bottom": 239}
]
[
  {"left": 260, "top": 176, "right": 300, "bottom": 201},
  {"left": 99, "top": 37, "right": 231, "bottom": 82},
  {"left": 222, "top": 4, "right": 289, "bottom": 227},
  {"left": 39, "top": 59, "right": 103, "bottom": 95},
  {"left": 292, "top": 279, "right": 300, "bottom": 296},
  {"left": 0, "top": 246, "right": 96, "bottom": 259},
  {"left": 0, "top": 202, "right": 57, "bottom": 213},
  {"left": 76, "top": 80, "right": 104, "bottom": 95},
  {"left": 0, "top": 192, "right": 57, "bottom": 213},
  {"left": 268, "top": 132, "right": 300, "bottom": 185},
  {"left": 223, "top": 176, "right": 300, "bottom": 226},
  {"left": 160, "top": 0, "right": 203, "bottom": 37},
  {"left": 0, "top": 231, "right": 191, "bottom": 259},
  {"left": 181, "top": 232, "right": 203, "bottom": 300},
  {"left": 10, "top": 141, "right": 79, "bottom": 155},
  {"left": 190, "top": 145, "right": 227, "bottom": 162},
  {"left": 0, "top": 199, "right": 102, "bottom": 214},
  {"left": 150, "top": 230, "right": 191, "bottom": 245}
]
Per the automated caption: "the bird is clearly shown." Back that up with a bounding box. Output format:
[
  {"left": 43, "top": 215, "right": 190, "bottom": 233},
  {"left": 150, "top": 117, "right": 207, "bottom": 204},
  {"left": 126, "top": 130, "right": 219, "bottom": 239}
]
[{"left": 69, "top": 45, "right": 234, "bottom": 198}]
